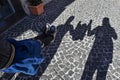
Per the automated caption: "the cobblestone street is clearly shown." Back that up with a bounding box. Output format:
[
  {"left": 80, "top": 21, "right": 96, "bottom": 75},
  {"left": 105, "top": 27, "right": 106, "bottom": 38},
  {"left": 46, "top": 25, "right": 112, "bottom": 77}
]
[{"left": 0, "top": 0, "right": 120, "bottom": 80}]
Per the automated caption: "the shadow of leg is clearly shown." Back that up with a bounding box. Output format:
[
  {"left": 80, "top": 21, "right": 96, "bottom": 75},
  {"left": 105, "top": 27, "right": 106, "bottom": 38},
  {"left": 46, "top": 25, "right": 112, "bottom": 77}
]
[
  {"left": 96, "top": 64, "right": 109, "bottom": 80},
  {"left": 81, "top": 61, "right": 97, "bottom": 80}
]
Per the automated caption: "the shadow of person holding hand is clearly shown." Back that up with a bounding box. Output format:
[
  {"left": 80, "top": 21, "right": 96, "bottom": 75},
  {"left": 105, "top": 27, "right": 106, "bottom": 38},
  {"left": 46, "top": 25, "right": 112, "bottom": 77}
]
[
  {"left": 70, "top": 21, "right": 90, "bottom": 41},
  {"left": 81, "top": 17, "right": 117, "bottom": 80}
]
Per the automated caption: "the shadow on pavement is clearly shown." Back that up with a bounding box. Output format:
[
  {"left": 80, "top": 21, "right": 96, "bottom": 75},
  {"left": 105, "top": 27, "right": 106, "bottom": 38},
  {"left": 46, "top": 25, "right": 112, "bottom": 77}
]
[
  {"left": 81, "top": 17, "right": 117, "bottom": 80},
  {"left": 70, "top": 20, "right": 91, "bottom": 41}
]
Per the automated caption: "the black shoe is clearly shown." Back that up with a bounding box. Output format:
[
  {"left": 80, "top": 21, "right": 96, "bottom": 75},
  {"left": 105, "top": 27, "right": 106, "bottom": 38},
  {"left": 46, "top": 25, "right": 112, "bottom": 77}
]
[
  {"left": 35, "top": 23, "right": 57, "bottom": 47},
  {"left": 43, "top": 25, "right": 57, "bottom": 47}
]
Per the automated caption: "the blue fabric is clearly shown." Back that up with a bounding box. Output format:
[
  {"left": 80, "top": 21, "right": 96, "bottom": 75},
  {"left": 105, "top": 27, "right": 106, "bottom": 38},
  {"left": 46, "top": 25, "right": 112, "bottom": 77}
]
[{"left": 1, "top": 38, "right": 45, "bottom": 75}]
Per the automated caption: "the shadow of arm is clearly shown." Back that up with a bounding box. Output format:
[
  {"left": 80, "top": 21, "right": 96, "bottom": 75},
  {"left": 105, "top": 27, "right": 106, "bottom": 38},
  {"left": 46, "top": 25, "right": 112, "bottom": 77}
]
[
  {"left": 87, "top": 20, "right": 95, "bottom": 36},
  {"left": 112, "top": 29, "right": 118, "bottom": 40}
]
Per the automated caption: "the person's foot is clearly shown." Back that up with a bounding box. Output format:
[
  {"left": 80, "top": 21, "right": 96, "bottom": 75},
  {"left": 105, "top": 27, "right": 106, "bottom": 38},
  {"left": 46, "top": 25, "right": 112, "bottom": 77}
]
[
  {"left": 35, "top": 24, "right": 57, "bottom": 47},
  {"left": 43, "top": 25, "right": 57, "bottom": 47},
  {"left": 45, "top": 23, "right": 57, "bottom": 42},
  {"left": 45, "top": 23, "right": 56, "bottom": 33}
]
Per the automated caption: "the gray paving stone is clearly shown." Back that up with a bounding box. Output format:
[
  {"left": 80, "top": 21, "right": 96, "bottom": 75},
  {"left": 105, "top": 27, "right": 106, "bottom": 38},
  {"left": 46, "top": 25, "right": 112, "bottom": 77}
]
[{"left": 68, "top": 70, "right": 74, "bottom": 76}]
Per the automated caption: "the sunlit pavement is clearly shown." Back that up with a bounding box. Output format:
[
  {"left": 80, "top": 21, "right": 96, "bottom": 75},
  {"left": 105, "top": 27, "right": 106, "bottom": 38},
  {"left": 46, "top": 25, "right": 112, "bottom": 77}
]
[{"left": 0, "top": 0, "right": 120, "bottom": 80}]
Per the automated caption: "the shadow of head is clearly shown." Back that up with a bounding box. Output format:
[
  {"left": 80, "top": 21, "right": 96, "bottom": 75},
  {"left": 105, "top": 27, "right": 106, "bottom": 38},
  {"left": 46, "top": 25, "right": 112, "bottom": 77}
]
[
  {"left": 70, "top": 21, "right": 89, "bottom": 41},
  {"left": 102, "top": 17, "right": 110, "bottom": 27}
]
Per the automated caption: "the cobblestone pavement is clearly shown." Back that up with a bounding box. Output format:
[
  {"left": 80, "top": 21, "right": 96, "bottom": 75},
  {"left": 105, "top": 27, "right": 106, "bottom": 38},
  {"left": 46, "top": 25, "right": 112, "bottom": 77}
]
[{"left": 0, "top": 0, "right": 120, "bottom": 80}]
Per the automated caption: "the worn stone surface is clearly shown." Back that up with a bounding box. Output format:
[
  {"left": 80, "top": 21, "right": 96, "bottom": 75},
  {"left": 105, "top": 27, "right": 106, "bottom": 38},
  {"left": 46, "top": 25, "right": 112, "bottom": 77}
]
[{"left": 0, "top": 0, "right": 120, "bottom": 80}]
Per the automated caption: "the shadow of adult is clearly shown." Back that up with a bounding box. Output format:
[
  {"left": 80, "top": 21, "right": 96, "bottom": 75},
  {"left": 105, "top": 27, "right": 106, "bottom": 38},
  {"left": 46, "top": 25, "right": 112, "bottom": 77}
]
[
  {"left": 14, "top": 16, "right": 74, "bottom": 79},
  {"left": 70, "top": 21, "right": 91, "bottom": 41},
  {"left": 81, "top": 17, "right": 117, "bottom": 80}
]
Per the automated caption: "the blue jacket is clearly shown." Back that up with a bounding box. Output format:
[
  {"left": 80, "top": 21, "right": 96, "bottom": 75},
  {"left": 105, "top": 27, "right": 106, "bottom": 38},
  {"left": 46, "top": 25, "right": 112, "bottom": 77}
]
[{"left": 1, "top": 38, "right": 45, "bottom": 75}]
